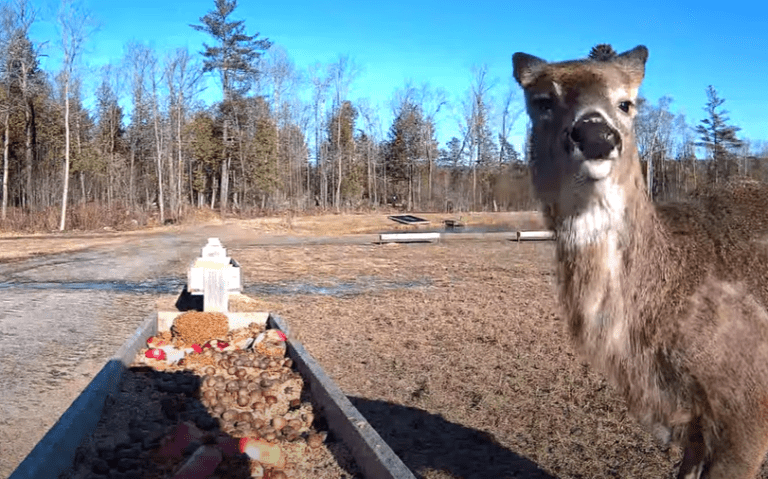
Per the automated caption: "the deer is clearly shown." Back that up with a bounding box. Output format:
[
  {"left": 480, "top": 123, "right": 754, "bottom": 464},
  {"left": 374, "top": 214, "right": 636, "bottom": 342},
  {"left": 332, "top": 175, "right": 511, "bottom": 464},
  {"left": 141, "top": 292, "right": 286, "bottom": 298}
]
[{"left": 512, "top": 44, "right": 768, "bottom": 478}]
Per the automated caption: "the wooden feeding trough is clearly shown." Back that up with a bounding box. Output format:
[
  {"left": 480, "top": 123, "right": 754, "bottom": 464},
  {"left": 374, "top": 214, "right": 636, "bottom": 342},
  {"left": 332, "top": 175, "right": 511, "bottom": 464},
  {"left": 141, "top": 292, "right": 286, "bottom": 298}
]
[{"left": 11, "top": 240, "right": 415, "bottom": 479}]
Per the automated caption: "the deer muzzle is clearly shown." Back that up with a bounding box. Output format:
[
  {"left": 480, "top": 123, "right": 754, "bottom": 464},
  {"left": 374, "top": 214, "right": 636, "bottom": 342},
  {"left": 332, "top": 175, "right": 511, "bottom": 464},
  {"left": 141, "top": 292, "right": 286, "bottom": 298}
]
[{"left": 570, "top": 112, "right": 621, "bottom": 161}]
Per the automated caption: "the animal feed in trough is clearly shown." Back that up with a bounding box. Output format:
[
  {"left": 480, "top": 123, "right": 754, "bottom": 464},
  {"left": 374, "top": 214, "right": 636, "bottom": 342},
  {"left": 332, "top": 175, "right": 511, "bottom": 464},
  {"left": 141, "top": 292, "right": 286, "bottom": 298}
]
[{"left": 60, "top": 313, "right": 358, "bottom": 479}]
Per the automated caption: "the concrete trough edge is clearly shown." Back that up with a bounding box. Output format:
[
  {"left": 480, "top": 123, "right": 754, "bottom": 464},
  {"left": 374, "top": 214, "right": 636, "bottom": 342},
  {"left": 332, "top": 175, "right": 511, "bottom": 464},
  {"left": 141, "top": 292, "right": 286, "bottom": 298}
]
[
  {"left": 12, "top": 313, "right": 415, "bottom": 479},
  {"left": 10, "top": 313, "right": 158, "bottom": 479},
  {"left": 269, "top": 314, "right": 416, "bottom": 479}
]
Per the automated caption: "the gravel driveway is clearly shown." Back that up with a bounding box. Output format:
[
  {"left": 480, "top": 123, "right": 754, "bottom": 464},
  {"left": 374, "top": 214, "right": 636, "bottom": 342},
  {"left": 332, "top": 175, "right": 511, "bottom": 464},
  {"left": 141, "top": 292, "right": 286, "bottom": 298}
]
[{"left": 0, "top": 230, "right": 203, "bottom": 476}]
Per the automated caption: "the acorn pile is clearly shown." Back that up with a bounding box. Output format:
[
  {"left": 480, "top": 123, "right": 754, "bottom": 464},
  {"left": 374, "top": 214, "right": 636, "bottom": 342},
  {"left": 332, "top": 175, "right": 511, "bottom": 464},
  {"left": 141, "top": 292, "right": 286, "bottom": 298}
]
[{"left": 143, "top": 322, "right": 330, "bottom": 477}]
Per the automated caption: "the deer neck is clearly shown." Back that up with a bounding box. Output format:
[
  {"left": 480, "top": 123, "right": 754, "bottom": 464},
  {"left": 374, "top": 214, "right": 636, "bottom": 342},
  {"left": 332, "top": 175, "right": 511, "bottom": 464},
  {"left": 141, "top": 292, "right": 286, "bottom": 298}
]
[{"left": 553, "top": 168, "right": 662, "bottom": 354}]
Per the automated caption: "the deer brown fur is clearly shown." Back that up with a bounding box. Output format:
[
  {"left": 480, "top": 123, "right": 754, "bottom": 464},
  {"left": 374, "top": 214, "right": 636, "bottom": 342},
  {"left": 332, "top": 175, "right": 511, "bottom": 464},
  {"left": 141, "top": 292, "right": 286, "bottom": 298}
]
[{"left": 513, "top": 45, "right": 768, "bottom": 478}]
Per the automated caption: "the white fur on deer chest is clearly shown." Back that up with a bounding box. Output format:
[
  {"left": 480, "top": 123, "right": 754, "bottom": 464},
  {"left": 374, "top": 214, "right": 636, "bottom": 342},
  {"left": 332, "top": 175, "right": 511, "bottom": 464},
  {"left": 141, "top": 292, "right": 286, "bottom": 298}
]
[
  {"left": 571, "top": 231, "right": 626, "bottom": 355},
  {"left": 560, "top": 179, "right": 627, "bottom": 354},
  {"left": 561, "top": 179, "right": 626, "bottom": 249}
]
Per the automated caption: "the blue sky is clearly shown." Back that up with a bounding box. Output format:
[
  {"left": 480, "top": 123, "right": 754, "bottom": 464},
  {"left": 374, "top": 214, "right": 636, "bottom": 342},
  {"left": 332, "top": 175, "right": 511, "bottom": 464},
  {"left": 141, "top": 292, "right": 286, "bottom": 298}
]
[{"left": 29, "top": 0, "right": 768, "bottom": 154}]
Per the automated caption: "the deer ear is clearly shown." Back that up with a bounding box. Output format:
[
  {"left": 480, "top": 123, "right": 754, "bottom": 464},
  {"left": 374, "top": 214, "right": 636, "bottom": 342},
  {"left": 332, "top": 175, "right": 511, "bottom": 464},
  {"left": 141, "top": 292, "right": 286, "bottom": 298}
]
[
  {"left": 513, "top": 52, "right": 546, "bottom": 88},
  {"left": 616, "top": 45, "right": 648, "bottom": 88}
]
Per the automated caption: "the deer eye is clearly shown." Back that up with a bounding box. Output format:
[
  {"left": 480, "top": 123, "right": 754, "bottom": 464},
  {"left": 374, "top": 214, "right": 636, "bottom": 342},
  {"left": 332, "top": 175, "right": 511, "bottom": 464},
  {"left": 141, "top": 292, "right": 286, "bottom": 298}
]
[
  {"left": 531, "top": 95, "right": 555, "bottom": 114},
  {"left": 618, "top": 100, "right": 633, "bottom": 113}
]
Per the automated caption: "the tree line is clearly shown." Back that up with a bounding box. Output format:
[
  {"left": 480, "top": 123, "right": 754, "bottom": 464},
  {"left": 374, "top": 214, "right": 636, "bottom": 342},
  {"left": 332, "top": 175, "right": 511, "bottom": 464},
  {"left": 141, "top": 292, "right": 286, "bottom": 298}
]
[{"left": 0, "top": 0, "right": 765, "bottom": 231}]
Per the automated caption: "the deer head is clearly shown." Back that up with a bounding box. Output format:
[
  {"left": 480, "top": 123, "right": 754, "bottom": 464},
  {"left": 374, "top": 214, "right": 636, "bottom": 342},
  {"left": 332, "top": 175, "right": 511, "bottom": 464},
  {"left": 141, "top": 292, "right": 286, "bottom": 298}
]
[{"left": 513, "top": 45, "right": 648, "bottom": 225}]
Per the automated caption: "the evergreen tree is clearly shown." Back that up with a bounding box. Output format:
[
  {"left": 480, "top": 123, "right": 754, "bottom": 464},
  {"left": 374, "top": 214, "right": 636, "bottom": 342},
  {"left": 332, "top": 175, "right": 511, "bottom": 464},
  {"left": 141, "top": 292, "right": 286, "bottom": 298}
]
[
  {"left": 327, "top": 100, "right": 359, "bottom": 204},
  {"left": 439, "top": 137, "right": 465, "bottom": 168},
  {"left": 187, "top": 111, "right": 221, "bottom": 206},
  {"left": 385, "top": 101, "right": 425, "bottom": 207},
  {"left": 498, "top": 135, "right": 520, "bottom": 164},
  {"left": 695, "top": 85, "right": 742, "bottom": 184},
  {"left": 191, "top": 0, "right": 271, "bottom": 210},
  {"left": 191, "top": 0, "right": 271, "bottom": 97}
]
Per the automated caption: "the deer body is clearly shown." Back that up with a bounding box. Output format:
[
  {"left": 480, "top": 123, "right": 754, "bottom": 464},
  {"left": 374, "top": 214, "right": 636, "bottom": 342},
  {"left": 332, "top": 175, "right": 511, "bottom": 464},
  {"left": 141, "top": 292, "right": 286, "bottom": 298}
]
[{"left": 514, "top": 45, "right": 768, "bottom": 478}]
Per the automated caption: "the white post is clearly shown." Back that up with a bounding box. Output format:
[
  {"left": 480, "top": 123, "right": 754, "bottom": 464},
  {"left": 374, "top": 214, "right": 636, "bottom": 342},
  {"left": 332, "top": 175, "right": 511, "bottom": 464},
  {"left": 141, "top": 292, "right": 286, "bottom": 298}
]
[{"left": 203, "top": 267, "right": 228, "bottom": 312}]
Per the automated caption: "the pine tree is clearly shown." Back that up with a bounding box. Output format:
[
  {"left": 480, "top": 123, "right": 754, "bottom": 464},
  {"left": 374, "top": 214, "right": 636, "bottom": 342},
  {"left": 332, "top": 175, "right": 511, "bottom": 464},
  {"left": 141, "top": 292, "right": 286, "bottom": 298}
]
[
  {"left": 385, "top": 101, "right": 425, "bottom": 208},
  {"left": 191, "top": 0, "right": 271, "bottom": 97},
  {"left": 191, "top": 0, "right": 271, "bottom": 210},
  {"left": 695, "top": 85, "right": 742, "bottom": 184}
]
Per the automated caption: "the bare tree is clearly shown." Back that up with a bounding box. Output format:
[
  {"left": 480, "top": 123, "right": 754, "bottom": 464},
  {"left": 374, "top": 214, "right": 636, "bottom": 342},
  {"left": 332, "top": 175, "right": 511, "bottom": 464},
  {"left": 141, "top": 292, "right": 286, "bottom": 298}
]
[
  {"left": 1, "top": 0, "right": 43, "bottom": 219},
  {"left": 123, "top": 42, "right": 149, "bottom": 209},
  {"left": 498, "top": 80, "right": 522, "bottom": 164},
  {"left": 164, "top": 47, "right": 204, "bottom": 217},
  {"left": 307, "top": 62, "right": 330, "bottom": 207},
  {"left": 635, "top": 96, "right": 677, "bottom": 198},
  {"left": 144, "top": 50, "right": 168, "bottom": 223},
  {"left": 416, "top": 83, "right": 446, "bottom": 205},
  {"left": 0, "top": 4, "right": 12, "bottom": 221},
  {"left": 57, "top": 0, "right": 95, "bottom": 231},
  {"left": 356, "top": 97, "right": 382, "bottom": 206},
  {"left": 262, "top": 45, "right": 303, "bottom": 204},
  {"left": 327, "top": 55, "right": 359, "bottom": 211},
  {"left": 464, "top": 65, "right": 495, "bottom": 209}
]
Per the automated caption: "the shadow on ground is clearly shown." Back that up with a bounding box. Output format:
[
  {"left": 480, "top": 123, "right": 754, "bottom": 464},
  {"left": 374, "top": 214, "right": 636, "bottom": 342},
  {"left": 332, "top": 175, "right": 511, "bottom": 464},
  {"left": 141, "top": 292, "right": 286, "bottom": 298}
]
[{"left": 349, "top": 397, "right": 556, "bottom": 479}]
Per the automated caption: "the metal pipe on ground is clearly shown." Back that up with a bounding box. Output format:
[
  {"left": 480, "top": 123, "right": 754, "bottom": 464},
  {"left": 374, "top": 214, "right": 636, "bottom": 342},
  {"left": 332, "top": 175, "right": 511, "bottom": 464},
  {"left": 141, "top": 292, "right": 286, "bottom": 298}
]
[{"left": 516, "top": 230, "right": 556, "bottom": 241}]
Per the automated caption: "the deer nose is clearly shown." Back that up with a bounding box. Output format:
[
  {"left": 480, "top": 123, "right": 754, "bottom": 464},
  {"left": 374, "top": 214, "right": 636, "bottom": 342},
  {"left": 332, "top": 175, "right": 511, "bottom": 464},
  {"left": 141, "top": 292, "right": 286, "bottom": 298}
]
[{"left": 570, "top": 112, "right": 620, "bottom": 160}]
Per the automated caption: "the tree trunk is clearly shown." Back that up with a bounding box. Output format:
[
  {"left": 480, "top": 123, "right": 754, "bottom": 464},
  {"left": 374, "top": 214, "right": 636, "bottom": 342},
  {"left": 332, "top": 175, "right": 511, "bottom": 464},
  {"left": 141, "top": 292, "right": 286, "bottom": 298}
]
[
  {"left": 220, "top": 155, "right": 230, "bottom": 212},
  {"left": 2, "top": 110, "right": 9, "bottom": 220},
  {"left": 75, "top": 105, "right": 83, "bottom": 203},
  {"left": 25, "top": 99, "right": 35, "bottom": 211},
  {"left": 60, "top": 80, "right": 70, "bottom": 231},
  {"left": 210, "top": 174, "right": 217, "bottom": 210},
  {"left": 129, "top": 147, "right": 135, "bottom": 208},
  {"left": 153, "top": 101, "right": 165, "bottom": 224},
  {"left": 177, "top": 99, "right": 184, "bottom": 218},
  {"left": 335, "top": 112, "right": 342, "bottom": 212},
  {"left": 220, "top": 118, "right": 229, "bottom": 212},
  {"left": 79, "top": 172, "right": 85, "bottom": 204}
]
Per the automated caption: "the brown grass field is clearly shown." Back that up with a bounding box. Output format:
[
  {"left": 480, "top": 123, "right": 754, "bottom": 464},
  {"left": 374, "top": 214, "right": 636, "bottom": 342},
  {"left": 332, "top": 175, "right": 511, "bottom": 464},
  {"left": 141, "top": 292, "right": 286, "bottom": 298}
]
[{"left": 9, "top": 211, "right": 768, "bottom": 478}]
